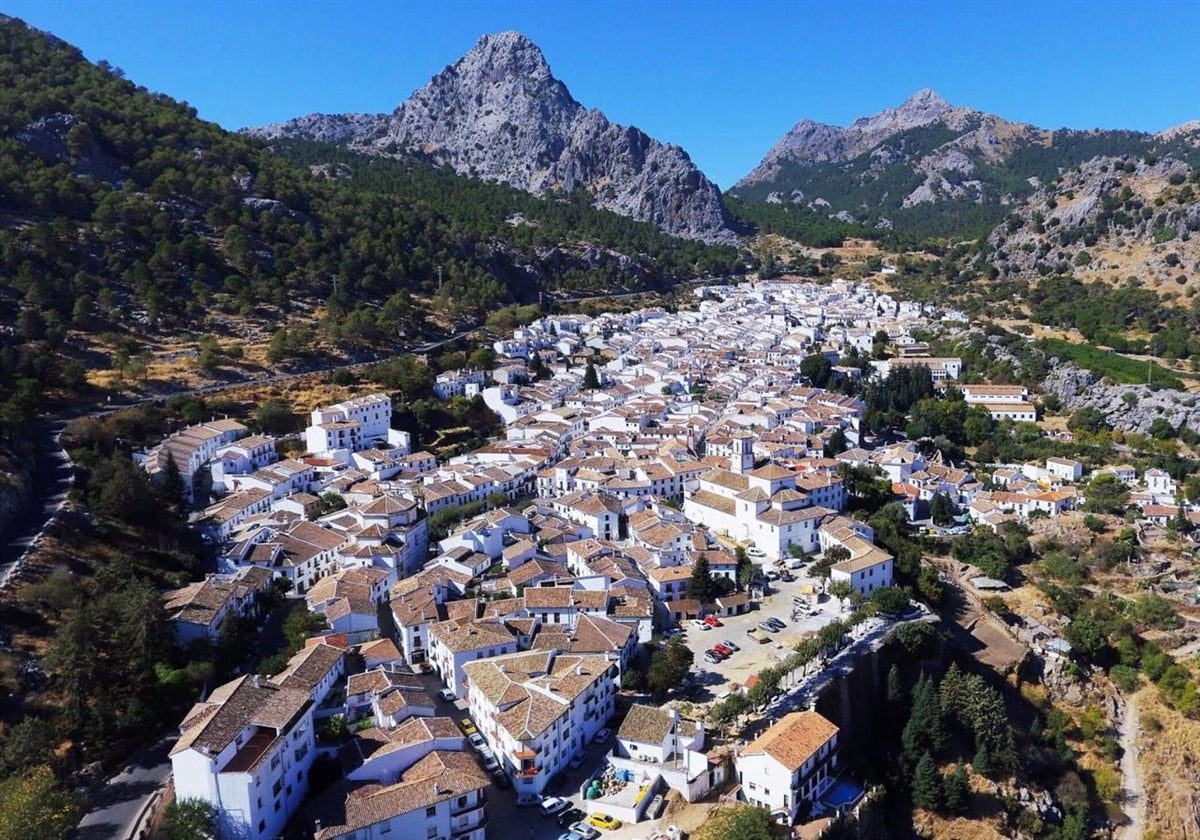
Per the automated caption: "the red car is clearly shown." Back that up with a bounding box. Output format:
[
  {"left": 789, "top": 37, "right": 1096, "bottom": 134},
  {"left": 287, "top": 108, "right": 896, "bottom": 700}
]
[
  {"left": 707, "top": 647, "right": 729, "bottom": 660},
  {"left": 704, "top": 615, "right": 723, "bottom": 627},
  {"left": 712, "top": 643, "right": 733, "bottom": 657}
]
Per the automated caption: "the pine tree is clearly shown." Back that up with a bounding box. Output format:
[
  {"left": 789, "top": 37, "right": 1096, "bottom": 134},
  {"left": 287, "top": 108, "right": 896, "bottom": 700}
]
[
  {"left": 912, "top": 752, "right": 943, "bottom": 811},
  {"left": 902, "top": 673, "right": 946, "bottom": 764},
  {"left": 943, "top": 764, "right": 970, "bottom": 813},
  {"left": 159, "top": 455, "right": 185, "bottom": 510},
  {"left": 973, "top": 742, "right": 993, "bottom": 777},
  {"left": 689, "top": 554, "right": 714, "bottom": 604},
  {"left": 886, "top": 664, "right": 905, "bottom": 709},
  {"left": 583, "top": 361, "right": 600, "bottom": 390}
]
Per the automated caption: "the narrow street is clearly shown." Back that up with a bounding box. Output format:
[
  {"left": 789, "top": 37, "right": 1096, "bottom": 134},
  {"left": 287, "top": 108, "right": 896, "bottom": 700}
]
[{"left": 74, "top": 736, "right": 173, "bottom": 840}]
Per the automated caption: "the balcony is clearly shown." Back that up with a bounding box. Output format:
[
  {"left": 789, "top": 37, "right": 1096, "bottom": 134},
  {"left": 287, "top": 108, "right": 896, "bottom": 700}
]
[
  {"left": 451, "top": 794, "right": 485, "bottom": 816},
  {"left": 451, "top": 810, "right": 487, "bottom": 834},
  {"left": 451, "top": 820, "right": 488, "bottom": 840}
]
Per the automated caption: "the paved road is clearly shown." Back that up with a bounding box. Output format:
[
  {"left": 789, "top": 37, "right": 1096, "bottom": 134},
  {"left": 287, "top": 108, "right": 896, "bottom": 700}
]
[{"left": 74, "top": 736, "right": 174, "bottom": 840}]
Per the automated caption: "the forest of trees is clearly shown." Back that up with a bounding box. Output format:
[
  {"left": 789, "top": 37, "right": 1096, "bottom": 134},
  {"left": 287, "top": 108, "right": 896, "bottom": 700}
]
[{"left": 0, "top": 17, "right": 748, "bottom": 445}]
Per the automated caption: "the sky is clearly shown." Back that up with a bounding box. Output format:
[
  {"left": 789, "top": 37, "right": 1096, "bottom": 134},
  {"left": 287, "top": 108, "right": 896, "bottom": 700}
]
[{"left": 5, "top": 0, "right": 1200, "bottom": 188}]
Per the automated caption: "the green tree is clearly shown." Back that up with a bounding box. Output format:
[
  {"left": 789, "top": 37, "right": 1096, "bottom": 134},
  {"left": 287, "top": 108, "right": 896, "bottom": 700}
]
[
  {"left": 943, "top": 764, "right": 970, "bottom": 814},
  {"left": 582, "top": 361, "right": 600, "bottom": 390},
  {"left": 646, "top": 637, "right": 694, "bottom": 697},
  {"left": 688, "top": 554, "right": 715, "bottom": 604},
  {"left": 0, "top": 766, "right": 79, "bottom": 840},
  {"left": 800, "top": 353, "right": 832, "bottom": 388},
  {"left": 912, "top": 752, "right": 943, "bottom": 811},
  {"left": 902, "top": 674, "right": 945, "bottom": 763},
  {"left": 158, "top": 455, "right": 185, "bottom": 510},
  {"left": 254, "top": 399, "right": 298, "bottom": 436},
  {"left": 1083, "top": 473, "right": 1130, "bottom": 515},
  {"left": 827, "top": 579, "right": 854, "bottom": 605},
  {"left": 693, "top": 804, "right": 775, "bottom": 840},
  {"left": 0, "top": 717, "right": 56, "bottom": 775},
  {"left": 870, "top": 586, "right": 912, "bottom": 616},
  {"left": 930, "top": 492, "right": 953, "bottom": 525},
  {"left": 154, "top": 797, "right": 216, "bottom": 840},
  {"left": 826, "top": 427, "right": 847, "bottom": 456}
]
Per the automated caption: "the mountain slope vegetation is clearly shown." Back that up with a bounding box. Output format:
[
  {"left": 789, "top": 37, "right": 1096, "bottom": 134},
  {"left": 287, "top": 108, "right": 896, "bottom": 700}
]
[{"left": 0, "top": 16, "right": 744, "bottom": 436}]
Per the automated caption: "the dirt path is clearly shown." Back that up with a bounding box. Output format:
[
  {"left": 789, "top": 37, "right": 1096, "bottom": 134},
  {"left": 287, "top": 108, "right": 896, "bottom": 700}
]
[{"left": 1119, "top": 691, "right": 1146, "bottom": 840}]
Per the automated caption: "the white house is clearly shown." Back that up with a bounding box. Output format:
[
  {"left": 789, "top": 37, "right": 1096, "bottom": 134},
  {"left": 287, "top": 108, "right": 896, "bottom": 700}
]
[
  {"left": 736, "top": 710, "right": 840, "bottom": 824},
  {"left": 426, "top": 620, "right": 518, "bottom": 699},
  {"left": 314, "top": 749, "right": 489, "bottom": 840},
  {"left": 170, "top": 675, "right": 315, "bottom": 840},
  {"left": 304, "top": 394, "right": 410, "bottom": 464},
  {"left": 462, "top": 649, "right": 618, "bottom": 802}
]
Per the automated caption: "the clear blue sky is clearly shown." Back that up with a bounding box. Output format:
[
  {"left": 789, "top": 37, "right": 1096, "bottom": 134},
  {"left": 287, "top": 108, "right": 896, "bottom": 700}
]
[{"left": 5, "top": 0, "right": 1200, "bottom": 188}]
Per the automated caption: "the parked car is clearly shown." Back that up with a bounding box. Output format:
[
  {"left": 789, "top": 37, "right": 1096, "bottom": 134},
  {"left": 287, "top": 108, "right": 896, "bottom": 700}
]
[
  {"left": 438, "top": 688, "right": 457, "bottom": 702},
  {"left": 468, "top": 733, "right": 486, "bottom": 750},
  {"left": 691, "top": 619, "right": 711, "bottom": 631},
  {"left": 746, "top": 546, "right": 766, "bottom": 558},
  {"left": 720, "top": 639, "right": 740, "bottom": 652},
  {"left": 708, "top": 647, "right": 729, "bottom": 660},
  {"left": 569, "top": 750, "right": 588, "bottom": 769},
  {"left": 765, "top": 617, "right": 787, "bottom": 629},
  {"left": 483, "top": 755, "right": 500, "bottom": 772},
  {"left": 757, "top": 621, "right": 779, "bottom": 633},
  {"left": 539, "top": 796, "right": 571, "bottom": 817},
  {"left": 558, "top": 831, "right": 586, "bottom": 840},
  {"left": 704, "top": 651, "right": 721, "bottom": 664},
  {"left": 587, "top": 813, "right": 623, "bottom": 831},
  {"left": 592, "top": 727, "right": 612, "bottom": 744},
  {"left": 764, "top": 570, "right": 781, "bottom": 581},
  {"left": 492, "top": 769, "right": 511, "bottom": 788},
  {"left": 568, "top": 822, "right": 601, "bottom": 840},
  {"left": 459, "top": 717, "right": 477, "bottom": 735},
  {"left": 557, "top": 808, "right": 586, "bottom": 829},
  {"left": 713, "top": 643, "right": 733, "bottom": 657},
  {"left": 780, "top": 571, "right": 795, "bottom": 582},
  {"left": 704, "top": 615, "right": 723, "bottom": 627}
]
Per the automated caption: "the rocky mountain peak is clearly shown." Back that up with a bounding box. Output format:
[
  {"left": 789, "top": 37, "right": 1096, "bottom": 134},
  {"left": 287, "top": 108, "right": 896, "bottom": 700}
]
[
  {"left": 900, "top": 88, "right": 951, "bottom": 113},
  {"left": 458, "top": 30, "right": 553, "bottom": 81}
]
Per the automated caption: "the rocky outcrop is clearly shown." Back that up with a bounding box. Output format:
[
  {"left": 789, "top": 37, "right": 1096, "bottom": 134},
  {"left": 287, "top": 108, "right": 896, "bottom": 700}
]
[
  {"left": 247, "top": 112, "right": 385, "bottom": 144},
  {"left": 16, "top": 112, "right": 123, "bottom": 183},
  {"left": 246, "top": 32, "right": 736, "bottom": 244},
  {"left": 984, "top": 154, "right": 1200, "bottom": 285},
  {"left": 1043, "top": 363, "right": 1200, "bottom": 436}
]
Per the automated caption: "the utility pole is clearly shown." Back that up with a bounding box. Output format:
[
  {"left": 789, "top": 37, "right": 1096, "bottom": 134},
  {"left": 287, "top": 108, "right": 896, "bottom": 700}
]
[{"left": 437, "top": 265, "right": 444, "bottom": 290}]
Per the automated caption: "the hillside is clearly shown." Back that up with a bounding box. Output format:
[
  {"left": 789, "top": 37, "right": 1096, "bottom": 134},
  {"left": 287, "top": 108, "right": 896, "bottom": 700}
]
[
  {"left": 984, "top": 155, "right": 1200, "bottom": 297},
  {"left": 0, "top": 16, "right": 744, "bottom": 436},
  {"left": 731, "top": 89, "right": 1200, "bottom": 240},
  {"left": 248, "top": 31, "right": 738, "bottom": 243}
]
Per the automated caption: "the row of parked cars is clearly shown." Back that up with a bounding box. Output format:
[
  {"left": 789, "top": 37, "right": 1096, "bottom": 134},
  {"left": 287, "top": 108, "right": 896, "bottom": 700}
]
[
  {"left": 704, "top": 638, "right": 740, "bottom": 664},
  {"left": 756, "top": 616, "right": 789, "bottom": 633},
  {"left": 538, "top": 798, "right": 623, "bottom": 840}
]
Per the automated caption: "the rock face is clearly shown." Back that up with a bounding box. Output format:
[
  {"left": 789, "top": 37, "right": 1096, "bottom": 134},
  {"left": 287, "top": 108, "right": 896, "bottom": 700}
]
[
  {"left": 983, "top": 154, "right": 1200, "bottom": 289},
  {"left": 247, "top": 112, "right": 384, "bottom": 145},
  {"left": 246, "top": 32, "right": 736, "bottom": 244},
  {"left": 1043, "top": 363, "right": 1200, "bottom": 436}
]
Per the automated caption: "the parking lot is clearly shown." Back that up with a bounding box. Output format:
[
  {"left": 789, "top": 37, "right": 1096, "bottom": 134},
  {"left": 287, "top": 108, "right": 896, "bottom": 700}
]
[{"left": 672, "top": 565, "right": 847, "bottom": 699}]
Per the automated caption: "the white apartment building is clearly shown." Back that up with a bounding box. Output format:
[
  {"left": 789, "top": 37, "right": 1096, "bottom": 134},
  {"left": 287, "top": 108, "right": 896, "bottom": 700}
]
[
  {"left": 462, "top": 649, "right": 618, "bottom": 802},
  {"left": 170, "top": 675, "right": 315, "bottom": 840},
  {"left": 736, "top": 710, "right": 840, "bottom": 824},
  {"left": 314, "top": 750, "right": 489, "bottom": 840},
  {"left": 434, "top": 368, "right": 488, "bottom": 400},
  {"left": 426, "top": 620, "right": 518, "bottom": 699},
  {"left": 305, "top": 393, "right": 410, "bottom": 464},
  {"left": 146, "top": 418, "right": 247, "bottom": 504}
]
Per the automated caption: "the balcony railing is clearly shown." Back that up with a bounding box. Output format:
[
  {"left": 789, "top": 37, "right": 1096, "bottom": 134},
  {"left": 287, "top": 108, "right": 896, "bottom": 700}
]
[
  {"left": 451, "top": 795, "right": 485, "bottom": 816},
  {"left": 452, "top": 818, "right": 488, "bottom": 838}
]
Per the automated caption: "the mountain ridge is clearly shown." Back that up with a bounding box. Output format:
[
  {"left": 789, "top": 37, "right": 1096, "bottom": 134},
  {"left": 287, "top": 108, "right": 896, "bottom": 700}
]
[
  {"left": 730, "top": 89, "right": 1200, "bottom": 238},
  {"left": 247, "top": 31, "right": 738, "bottom": 244}
]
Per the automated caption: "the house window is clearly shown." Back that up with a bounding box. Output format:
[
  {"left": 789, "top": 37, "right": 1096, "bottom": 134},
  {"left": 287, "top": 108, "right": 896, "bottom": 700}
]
[{"left": 426, "top": 806, "right": 437, "bottom": 817}]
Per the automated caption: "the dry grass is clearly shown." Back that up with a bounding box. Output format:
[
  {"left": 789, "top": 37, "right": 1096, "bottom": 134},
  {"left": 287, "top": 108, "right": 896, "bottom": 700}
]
[{"left": 1139, "top": 689, "right": 1200, "bottom": 839}]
